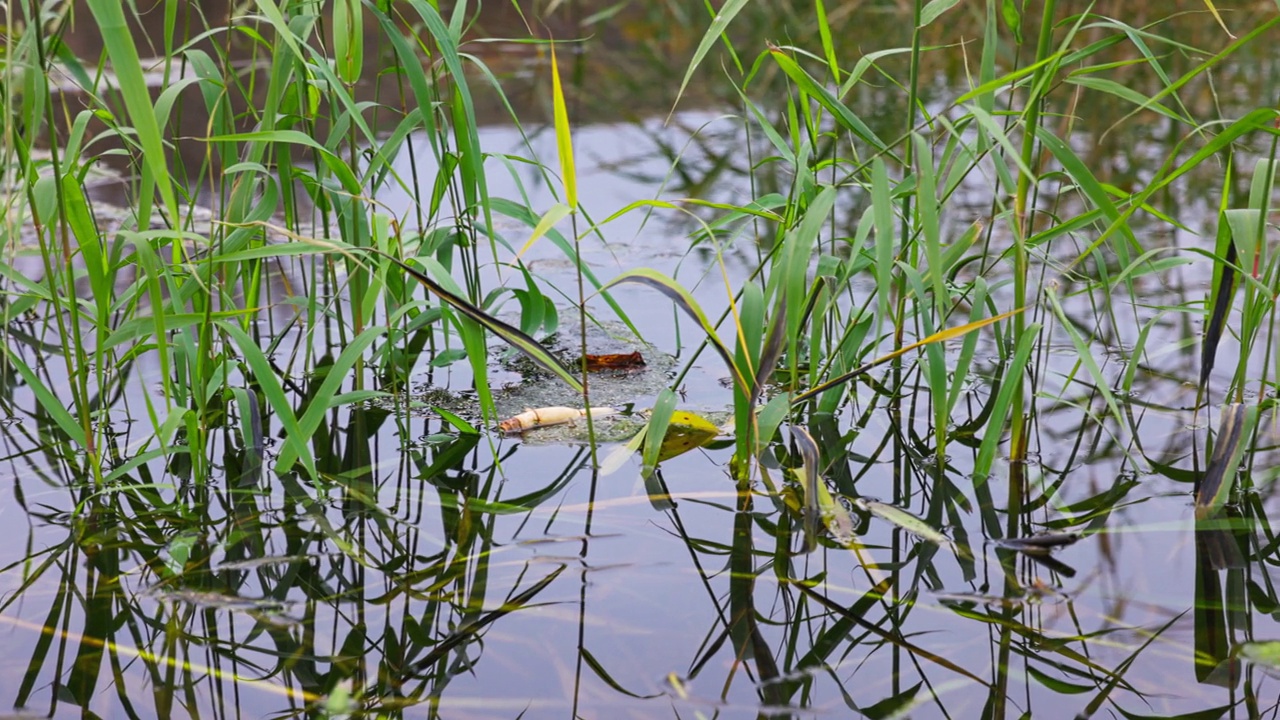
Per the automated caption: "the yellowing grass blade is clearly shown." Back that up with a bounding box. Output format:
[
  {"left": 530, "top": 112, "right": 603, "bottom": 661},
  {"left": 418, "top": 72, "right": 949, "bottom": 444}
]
[
  {"left": 550, "top": 43, "right": 577, "bottom": 208},
  {"left": 1201, "top": 0, "right": 1235, "bottom": 38},
  {"left": 517, "top": 203, "right": 573, "bottom": 259},
  {"left": 793, "top": 307, "right": 1025, "bottom": 405}
]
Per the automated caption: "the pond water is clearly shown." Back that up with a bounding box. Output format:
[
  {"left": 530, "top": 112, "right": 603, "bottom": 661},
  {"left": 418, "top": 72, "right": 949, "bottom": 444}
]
[{"left": 2, "top": 2, "right": 1280, "bottom": 719}]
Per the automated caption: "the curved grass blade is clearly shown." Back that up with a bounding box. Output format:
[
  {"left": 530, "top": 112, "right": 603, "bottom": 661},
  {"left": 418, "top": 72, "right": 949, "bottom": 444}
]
[
  {"left": 792, "top": 425, "right": 820, "bottom": 553},
  {"left": 219, "top": 323, "right": 315, "bottom": 479},
  {"left": 1, "top": 348, "right": 87, "bottom": 449},
  {"left": 603, "top": 268, "right": 747, "bottom": 391},
  {"left": 768, "top": 48, "right": 887, "bottom": 153},
  {"left": 671, "top": 0, "right": 749, "bottom": 113},
  {"left": 1196, "top": 403, "right": 1256, "bottom": 520},
  {"left": 411, "top": 565, "right": 567, "bottom": 672},
  {"left": 368, "top": 249, "right": 583, "bottom": 393},
  {"left": 854, "top": 498, "right": 952, "bottom": 549},
  {"left": 600, "top": 426, "right": 646, "bottom": 477},
  {"left": 792, "top": 425, "right": 855, "bottom": 551},
  {"left": 1201, "top": 221, "right": 1238, "bottom": 391}
]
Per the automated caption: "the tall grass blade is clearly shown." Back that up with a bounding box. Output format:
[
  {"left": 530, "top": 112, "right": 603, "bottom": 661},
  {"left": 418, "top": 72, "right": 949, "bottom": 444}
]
[
  {"left": 641, "top": 389, "right": 678, "bottom": 479},
  {"left": 1200, "top": 157, "right": 1239, "bottom": 391},
  {"left": 84, "top": 0, "right": 178, "bottom": 221},
  {"left": 754, "top": 299, "right": 787, "bottom": 408},
  {"left": 333, "top": 0, "right": 363, "bottom": 85},
  {"left": 672, "top": 0, "right": 749, "bottom": 112},
  {"left": 973, "top": 324, "right": 1041, "bottom": 482},
  {"left": 550, "top": 44, "right": 577, "bottom": 208}
]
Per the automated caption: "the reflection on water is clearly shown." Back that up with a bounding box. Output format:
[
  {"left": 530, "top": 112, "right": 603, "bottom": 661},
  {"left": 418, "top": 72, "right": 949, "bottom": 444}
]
[{"left": 1, "top": 1, "right": 1279, "bottom": 718}]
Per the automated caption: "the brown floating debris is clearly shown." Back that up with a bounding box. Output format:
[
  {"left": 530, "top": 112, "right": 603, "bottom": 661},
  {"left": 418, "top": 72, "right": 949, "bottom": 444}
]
[
  {"left": 498, "top": 406, "right": 618, "bottom": 433},
  {"left": 578, "top": 351, "right": 646, "bottom": 371}
]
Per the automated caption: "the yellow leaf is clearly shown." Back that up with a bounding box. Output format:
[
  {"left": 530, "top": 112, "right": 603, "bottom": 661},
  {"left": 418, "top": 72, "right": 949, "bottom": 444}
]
[
  {"left": 657, "top": 410, "right": 719, "bottom": 462},
  {"left": 550, "top": 44, "right": 577, "bottom": 209}
]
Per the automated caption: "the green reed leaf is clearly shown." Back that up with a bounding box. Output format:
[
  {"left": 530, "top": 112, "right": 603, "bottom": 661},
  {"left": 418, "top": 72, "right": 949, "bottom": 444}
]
[
  {"left": 768, "top": 48, "right": 887, "bottom": 153},
  {"left": 973, "top": 323, "right": 1040, "bottom": 482},
  {"left": 914, "top": 134, "right": 946, "bottom": 309},
  {"left": 813, "top": 0, "right": 839, "bottom": 84},
  {"left": 920, "top": 0, "right": 962, "bottom": 27},
  {"left": 85, "top": 0, "right": 178, "bottom": 221},
  {"left": 641, "top": 389, "right": 678, "bottom": 479},
  {"left": 1002, "top": 0, "right": 1023, "bottom": 43},
  {"left": 871, "top": 158, "right": 894, "bottom": 328},
  {"left": 1196, "top": 403, "right": 1256, "bottom": 519},
  {"left": 673, "top": 0, "right": 749, "bottom": 112},
  {"left": 333, "top": 0, "right": 363, "bottom": 84},
  {"left": 755, "top": 393, "right": 792, "bottom": 457},
  {"left": 219, "top": 322, "right": 315, "bottom": 479}
]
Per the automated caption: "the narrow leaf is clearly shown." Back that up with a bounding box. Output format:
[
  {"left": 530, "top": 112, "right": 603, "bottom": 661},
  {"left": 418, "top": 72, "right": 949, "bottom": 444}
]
[
  {"left": 793, "top": 308, "right": 1025, "bottom": 405},
  {"left": 603, "top": 268, "right": 747, "bottom": 391},
  {"left": 550, "top": 44, "right": 577, "bottom": 208},
  {"left": 370, "top": 250, "right": 583, "bottom": 392},
  {"left": 1196, "top": 403, "right": 1256, "bottom": 519}
]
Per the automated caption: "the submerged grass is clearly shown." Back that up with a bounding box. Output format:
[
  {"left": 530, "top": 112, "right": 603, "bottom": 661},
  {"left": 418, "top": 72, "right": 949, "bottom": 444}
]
[{"left": 0, "top": 0, "right": 1278, "bottom": 716}]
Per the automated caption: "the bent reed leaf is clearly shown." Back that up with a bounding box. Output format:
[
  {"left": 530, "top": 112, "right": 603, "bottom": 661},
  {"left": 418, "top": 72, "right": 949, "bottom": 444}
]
[
  {"left": 1196, "top": 403, "right": 1256, "bottom": 519},
  {"left": 603, "top": 268, "right": 748, "bottom": 391},
  {"left": 366, "top": 248, "right": 584, "bottom": 394}
]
